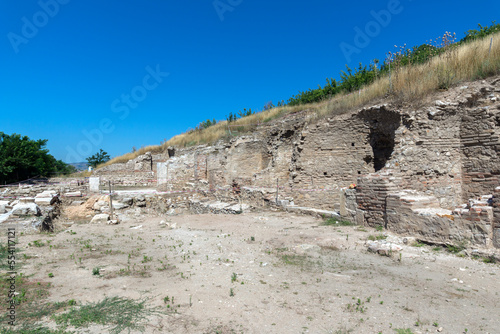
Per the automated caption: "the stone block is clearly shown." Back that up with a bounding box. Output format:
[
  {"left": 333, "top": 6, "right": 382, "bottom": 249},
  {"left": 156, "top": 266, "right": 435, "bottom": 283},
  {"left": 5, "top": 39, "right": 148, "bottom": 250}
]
[
  {"left": 91, "top": 214, "right": 109, "bottom": 224},
  {"left": 11, "top": 203, "right": 41, "bottom": 217},
  {"left": 89, "top": 177, "right": 100, "bottom": 193}
]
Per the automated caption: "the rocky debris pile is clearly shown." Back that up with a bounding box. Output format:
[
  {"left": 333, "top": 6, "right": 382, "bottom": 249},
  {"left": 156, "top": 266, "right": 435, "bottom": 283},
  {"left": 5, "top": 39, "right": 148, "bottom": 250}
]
[
  {"left": 0, "top": 190, "right": 61, "bottom": 231},
  {"left": 1, "top": 183, "right": 86, "bottom": 200}
]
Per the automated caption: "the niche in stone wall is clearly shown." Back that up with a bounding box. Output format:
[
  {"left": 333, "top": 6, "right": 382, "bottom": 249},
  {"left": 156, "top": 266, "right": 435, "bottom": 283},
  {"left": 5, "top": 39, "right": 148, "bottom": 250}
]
[
  {"left": 360, "top": 107, "right": 401, "bottom": 172},
  {"left": 370, "top": 126, "right": 396, "bottom": 171}
]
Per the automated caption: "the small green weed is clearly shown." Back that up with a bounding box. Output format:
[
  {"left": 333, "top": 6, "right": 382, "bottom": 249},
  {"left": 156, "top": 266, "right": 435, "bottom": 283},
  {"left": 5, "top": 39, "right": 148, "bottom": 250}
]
[
  {"left": 323, "top": 217, "right": 354, "bottom": 226},
  {"left": 367, "top": 234, "right": 387, "bottom": 241},
  {"left": 394, "top": 329, "right": 414, "bottom": 334}
]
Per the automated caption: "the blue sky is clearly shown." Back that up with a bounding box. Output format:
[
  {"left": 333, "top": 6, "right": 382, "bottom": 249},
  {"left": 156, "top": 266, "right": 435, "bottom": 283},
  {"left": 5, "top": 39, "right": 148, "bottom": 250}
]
[{"left": 0, "top": 0, "right": 498, "bottom": 163}]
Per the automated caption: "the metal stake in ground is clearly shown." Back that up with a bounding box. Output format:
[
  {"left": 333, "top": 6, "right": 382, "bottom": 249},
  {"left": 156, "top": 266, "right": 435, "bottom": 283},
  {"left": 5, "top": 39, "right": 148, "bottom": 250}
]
[{"left": 109, "top": 181, "right": 114, "bottom": 221}]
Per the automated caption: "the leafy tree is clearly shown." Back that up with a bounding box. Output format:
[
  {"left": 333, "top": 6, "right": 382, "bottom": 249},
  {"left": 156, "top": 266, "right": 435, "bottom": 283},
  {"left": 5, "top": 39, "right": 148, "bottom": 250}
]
[
  {"left": 86, "top": 149, "right": 110, "bottom": 168},
  {"left": 0, "top": 132, "right": 73, "bottom": 184}
]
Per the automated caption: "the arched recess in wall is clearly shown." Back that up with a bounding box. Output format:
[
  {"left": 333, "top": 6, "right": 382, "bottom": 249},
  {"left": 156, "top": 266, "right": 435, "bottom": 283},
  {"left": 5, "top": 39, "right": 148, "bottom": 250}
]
[{"left": 359, "top": 107, "right": 401, "bottom": 172}]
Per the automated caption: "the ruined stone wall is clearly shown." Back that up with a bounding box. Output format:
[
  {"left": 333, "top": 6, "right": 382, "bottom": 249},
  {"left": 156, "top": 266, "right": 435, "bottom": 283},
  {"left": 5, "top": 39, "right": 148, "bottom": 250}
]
[
  {"left": 460, "top": 105, "right": 500, "bottom": 201},
  {"left": 386, "top": 102, "right": 464, "bottom": 209},
  {"left": 97, "top": 77, "right": 500, "bottom": 250}
]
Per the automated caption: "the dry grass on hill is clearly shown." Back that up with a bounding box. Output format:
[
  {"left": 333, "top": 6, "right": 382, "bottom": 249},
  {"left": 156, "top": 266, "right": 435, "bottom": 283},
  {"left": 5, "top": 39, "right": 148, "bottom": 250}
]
[{"left": 98, "top": 32, "right": 500, "bottom": 169}]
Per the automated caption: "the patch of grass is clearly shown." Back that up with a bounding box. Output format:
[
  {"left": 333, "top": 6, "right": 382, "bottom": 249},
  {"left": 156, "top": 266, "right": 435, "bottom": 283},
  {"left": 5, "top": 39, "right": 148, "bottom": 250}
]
[
  {"left": 0, "top": 324, "right": 69, "bottom": 333},
  {"left": 0, "top": 274, "right": 71, "bottom": 331},
  {"left": 281, "top": 254, "right": 309, "bottom": 267},
  {"left": 367, "top": 234, "right": 387, "bottom": 241},
  {"left": 446, "top": 241, "right": 467, "bottom": 254},
  {"left": 345, "top": 298, "right": 367, "bottom": 313},
  {"left": 0, "top": 243, "right": 10, "bottom": 270},
  {"left": 53, "top": 297, "right": 159, "bottom": 334},
  {"left": 394, "top": 329, "right": 414, "bottom": 334},
  {"left": 33, "top": 240, "right": 45, "bottom": 247},
  {"left": 323, "top": 217, "right": 354, "bottom": 226},
  {"left": 92, "top": 267, "right": 101, "bottom": 276},
  {"left": 482, "top": 256, "right": 497, "bottom": 264}
]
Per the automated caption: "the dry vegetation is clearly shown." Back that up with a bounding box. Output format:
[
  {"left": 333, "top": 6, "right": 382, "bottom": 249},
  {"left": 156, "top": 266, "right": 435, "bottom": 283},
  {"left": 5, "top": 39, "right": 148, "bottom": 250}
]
[{"left": 98, "top": 32, "right": 500, "bottom": 169}]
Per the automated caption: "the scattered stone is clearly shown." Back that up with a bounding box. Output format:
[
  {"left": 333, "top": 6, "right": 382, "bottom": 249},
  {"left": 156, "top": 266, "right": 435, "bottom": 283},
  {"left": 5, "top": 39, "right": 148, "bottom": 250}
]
[
  {"left": 403, "top": 237, "right": 416, "bottom": 245},
  {"left": 107, "top": 219, "right": 119, "bottom": 225},
  {"left": 19, "top": 197, "right": 35, "bottom": 204},
  {"left": 112, "top": 202, "right": 129, "bottom": 210},
  {"left": 90, "top": 214, "right": 109, "bottom": 224},
  {"left": 11, "top": 203, "right": 42, "bottom": 217},
  {"left": 130, "top": 225, "right": 143, "bottom": 230},
  {"left": 36, "top": 191, "right": 57, "bottom": 198},
  {"left": 122, "top": 197, "right": 133, "bottom": 206},
  {"left": 34, "top": 196, "right": 57, "bottom": 206},
  {"left": 64, "top": 191, "right": 82, "bottom": 197},
  {"left": 93, "top": 197, "right": 109, "bottom": 211},
  {"left": 367, "top": 241, "right": 402, "bottom": 257},
  {"left": 135, "top": 196, "right": 146, "bottom": 207},
  {"left": 0, "top": 205, "right": 6, "bottom": 214}
]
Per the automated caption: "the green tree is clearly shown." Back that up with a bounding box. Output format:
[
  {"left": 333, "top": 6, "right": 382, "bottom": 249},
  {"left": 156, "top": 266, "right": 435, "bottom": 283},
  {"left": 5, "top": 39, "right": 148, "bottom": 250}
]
[
  {"left": 86, "top": 149, "right": 111, "bottom": 168},
  {"left": 0, "top": 132, "right": 73, "bottom": 184}
]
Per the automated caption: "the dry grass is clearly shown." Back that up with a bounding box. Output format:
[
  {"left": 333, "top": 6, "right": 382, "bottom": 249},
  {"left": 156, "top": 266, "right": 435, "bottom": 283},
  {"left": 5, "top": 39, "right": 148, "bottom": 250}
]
[{"left": 98, "top": 32, "right": 500, "bottom": 169}]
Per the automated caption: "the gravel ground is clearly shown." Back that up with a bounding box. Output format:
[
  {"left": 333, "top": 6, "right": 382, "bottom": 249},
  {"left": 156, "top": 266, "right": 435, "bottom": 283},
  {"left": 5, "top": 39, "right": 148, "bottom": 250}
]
[{"left": 2, "top": 211, "right": 499, "bottom": 334}]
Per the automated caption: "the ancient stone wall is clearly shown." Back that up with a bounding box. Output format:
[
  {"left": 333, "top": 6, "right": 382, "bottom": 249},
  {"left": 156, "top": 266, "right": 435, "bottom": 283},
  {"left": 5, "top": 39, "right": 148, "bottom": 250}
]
[
  {"left": 460, "top": 105, "right": 500, "bottom": 201},
  {"left": 95, "top": 77, "right": 500, "bottom": 249}
]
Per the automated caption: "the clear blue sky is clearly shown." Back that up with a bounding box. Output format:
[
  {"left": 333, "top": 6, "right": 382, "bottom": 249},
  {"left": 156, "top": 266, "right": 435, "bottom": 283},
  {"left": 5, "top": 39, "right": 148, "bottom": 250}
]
[{"left": 0, "top": 0, "right": 498, "bottom": 163}]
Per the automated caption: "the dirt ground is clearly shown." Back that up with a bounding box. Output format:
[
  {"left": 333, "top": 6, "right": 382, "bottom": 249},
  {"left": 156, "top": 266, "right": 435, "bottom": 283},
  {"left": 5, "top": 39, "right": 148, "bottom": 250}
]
[{"left": 2, "top": 210, "right": 500, "bottom": 334}]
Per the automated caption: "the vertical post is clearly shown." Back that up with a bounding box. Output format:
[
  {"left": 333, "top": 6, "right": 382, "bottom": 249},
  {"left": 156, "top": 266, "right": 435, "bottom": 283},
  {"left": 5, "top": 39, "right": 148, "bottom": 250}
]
[
  {"left": 489, "top": 37, "right": 493, "bottom": 56},
  {"left": 108, "top": 181, "right": 114, "bottom": 221},
  {"left": 276, "top": 178, "right": 279, "bottom": 204}
]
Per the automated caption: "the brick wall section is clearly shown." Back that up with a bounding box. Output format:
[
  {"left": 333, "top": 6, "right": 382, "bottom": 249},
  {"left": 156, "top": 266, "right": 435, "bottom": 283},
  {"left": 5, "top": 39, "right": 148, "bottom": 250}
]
[
  {"left": 460, "top": 107, "right": 500, "bottom": 201},
  {"left": 356, "top": 170, "right": 399, "bottom": 227},
  {"left": 387, "top": 103, "right": 464, "bottom": 209}
]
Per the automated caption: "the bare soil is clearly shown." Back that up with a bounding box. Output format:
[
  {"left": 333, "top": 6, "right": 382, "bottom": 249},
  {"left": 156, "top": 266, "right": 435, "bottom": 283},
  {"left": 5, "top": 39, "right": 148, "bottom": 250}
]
[{"left": 3, "top": 211, "right": 500, "bottom": 334}]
